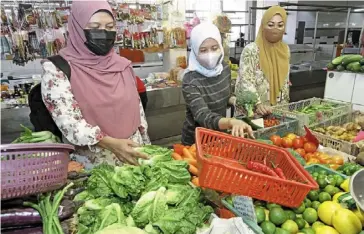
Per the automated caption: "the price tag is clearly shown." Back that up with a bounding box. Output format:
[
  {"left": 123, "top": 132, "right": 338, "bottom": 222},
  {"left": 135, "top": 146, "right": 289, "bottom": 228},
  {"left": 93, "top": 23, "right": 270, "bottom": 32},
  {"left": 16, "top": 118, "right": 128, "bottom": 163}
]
[{"left": 233, "top": 196, "right": 257, "bottom": 224}]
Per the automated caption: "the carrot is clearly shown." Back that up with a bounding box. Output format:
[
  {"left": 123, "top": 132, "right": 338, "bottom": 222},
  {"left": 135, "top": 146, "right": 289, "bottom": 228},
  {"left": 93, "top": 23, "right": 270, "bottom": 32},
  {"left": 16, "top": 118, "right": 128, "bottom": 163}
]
[
  {"left": 183, "top": 148, "right": 194, "bottom": 159},
  {"left": 190, "top": 144, "right": 196, "bottom": 152},
  {"left": 188, "top": 165, "right": 199, "bottom": 176},
  {"left": 191, "top": 177, "right": 200, "bottom": 187},
  {"left": 171, "top": 152, "right": 183, "bottom": 160},
  {"left": 183, "top": 158, "right": 198, "bottom": 167}
]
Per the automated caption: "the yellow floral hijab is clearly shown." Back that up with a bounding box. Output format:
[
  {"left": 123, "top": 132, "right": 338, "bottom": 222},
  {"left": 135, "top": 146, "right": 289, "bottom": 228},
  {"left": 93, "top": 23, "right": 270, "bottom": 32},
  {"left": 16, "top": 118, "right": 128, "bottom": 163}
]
[{"left": 256, "top": 6, "right": 289, "bottom": 105}]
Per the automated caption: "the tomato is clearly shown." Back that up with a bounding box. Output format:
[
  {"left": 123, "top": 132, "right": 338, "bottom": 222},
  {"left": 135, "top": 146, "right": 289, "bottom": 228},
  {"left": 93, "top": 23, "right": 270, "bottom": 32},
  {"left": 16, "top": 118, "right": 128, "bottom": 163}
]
[
  {"left": 304, "top": 142, "right": 317, "bottom": 153},
  {"left": 301, "top": 136, "right": 309, "bottom": 143},
  {"left": 329, "top": 164, "right": 340, "bottom": 170},
  {"left": 292, "top": 138, "right": 304, "bottom": 149},
  {"left": 295, "top": 148, "right": 306, "bottom": 157},
  {"left": 286, "top": 133, "right": 297, "bottom": 140},
  {"left": 332, "top": 155, "right": 344, "bottom": 165},
  {"left": 281, "top": 137, "right": 293, "bottom": 148},
  {"left": 270, "top": 135, "right": 282, "bottom": 147}
]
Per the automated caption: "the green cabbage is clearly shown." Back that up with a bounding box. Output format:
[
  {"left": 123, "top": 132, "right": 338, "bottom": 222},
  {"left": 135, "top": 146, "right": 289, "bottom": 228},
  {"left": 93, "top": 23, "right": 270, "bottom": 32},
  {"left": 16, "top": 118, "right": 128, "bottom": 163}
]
[
  {"left": 113, "top": 165, "right": 146, "bottom": 197},
  {"left": 95, "top": 224, "right": 147, "bottom": 234}
]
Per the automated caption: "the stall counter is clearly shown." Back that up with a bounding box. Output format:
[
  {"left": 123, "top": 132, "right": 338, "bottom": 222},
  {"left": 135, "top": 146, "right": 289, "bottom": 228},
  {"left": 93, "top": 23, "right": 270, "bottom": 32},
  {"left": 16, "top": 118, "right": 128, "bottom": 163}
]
[{"left": 1, "top": 86, "right": 186, "bottom": 144}]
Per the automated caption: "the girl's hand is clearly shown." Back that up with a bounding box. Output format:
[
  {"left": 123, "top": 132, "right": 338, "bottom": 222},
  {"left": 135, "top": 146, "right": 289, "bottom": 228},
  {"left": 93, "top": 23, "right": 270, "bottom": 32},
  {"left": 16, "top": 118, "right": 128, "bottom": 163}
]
[
  {"left": 256, "top": 104, "right": 272, "bottom": 116},
  {"left": 229, "top": 119, "right": 255, "bottom": 139}
]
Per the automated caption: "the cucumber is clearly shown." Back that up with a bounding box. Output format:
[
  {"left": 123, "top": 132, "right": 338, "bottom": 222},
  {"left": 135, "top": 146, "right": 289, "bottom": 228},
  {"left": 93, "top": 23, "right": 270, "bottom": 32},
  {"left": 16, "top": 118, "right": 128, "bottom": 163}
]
[
  {"left": 347, "top": 62, "right": 361, "bottom": 72},
  {"left": 336, "top": 64, "right": 345, "bottom": 71},
  {"left": 337, "top": 192, "right": 357, "bottom": 209},
  {"left": 331, "top": 55, "right": 350, "bottom": 65},
  {"left": 342, "top": 55, "right": 363, "bottom": 66},
  {"left": 360, "top": 58, "right": 364, "bottom": 65},
  {"left": 326, "top": 62, "right": 336, "bottom": 70}
]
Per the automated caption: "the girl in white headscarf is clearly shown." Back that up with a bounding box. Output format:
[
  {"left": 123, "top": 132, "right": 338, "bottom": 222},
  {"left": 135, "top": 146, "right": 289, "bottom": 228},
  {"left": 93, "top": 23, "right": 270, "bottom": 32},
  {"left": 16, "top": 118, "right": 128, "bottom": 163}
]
[{"left": 181, "top": 23, "right": 254, "bottom": 145}]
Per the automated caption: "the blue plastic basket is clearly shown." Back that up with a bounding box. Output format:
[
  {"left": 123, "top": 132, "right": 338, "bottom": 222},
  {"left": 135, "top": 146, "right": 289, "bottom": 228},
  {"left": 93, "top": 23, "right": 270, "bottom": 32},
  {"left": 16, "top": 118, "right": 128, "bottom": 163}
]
[{"left": 304, "top": 164, "right": 348, "bottom": 179}]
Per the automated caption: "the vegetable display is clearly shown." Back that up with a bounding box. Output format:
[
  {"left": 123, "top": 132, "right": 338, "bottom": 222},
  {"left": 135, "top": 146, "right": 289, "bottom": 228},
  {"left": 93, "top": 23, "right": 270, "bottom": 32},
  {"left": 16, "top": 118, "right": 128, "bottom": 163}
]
[
  {"left": 314, "top": 122, "right": 361, "bottom": 142},
  {"left": 327, "top": 54, "right": 364, "bottom": 73},
  {"left": 12, "top": 125, "right": 61, "bottom": 144},
  {"left": 336, "top": 162, "right": 362, "bottom": 176},
  {"left": 172, "top": 144, "right": 200, "bottom": 186},
  {"left": 229, "top": 167, "right": 363, "bottom": 234},
  {"left": 295, "top": 103, "right": 337, "bottom": 114},
  {"left": 74, "top": 145, "right": 213, "bottom": 234}
]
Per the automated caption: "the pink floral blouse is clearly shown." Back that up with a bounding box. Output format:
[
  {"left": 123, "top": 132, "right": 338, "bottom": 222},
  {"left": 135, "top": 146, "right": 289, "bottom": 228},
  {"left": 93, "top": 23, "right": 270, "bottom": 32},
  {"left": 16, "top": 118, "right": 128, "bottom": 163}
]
[{"left": 41, "top": 61, "right": 150, "bottom": 169}]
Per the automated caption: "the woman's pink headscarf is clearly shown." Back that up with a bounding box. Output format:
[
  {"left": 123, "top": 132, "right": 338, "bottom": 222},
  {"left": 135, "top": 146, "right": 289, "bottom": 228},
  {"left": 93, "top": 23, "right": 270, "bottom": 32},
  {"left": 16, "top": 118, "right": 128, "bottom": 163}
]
[{"left": 59, "top": 0, "right": 141, "bottom": 139}]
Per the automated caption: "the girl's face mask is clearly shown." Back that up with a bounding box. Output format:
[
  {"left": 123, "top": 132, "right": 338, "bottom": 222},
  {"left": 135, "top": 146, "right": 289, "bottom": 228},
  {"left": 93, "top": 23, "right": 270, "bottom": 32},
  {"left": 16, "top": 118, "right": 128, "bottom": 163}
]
[{"left": 197, "top": 52, "right": 222, "bottom": 70}]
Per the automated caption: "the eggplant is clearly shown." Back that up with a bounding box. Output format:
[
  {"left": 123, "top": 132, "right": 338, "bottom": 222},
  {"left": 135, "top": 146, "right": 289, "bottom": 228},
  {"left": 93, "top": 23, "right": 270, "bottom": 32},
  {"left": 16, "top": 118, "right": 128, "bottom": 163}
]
[
  {"left": 1, "top": 226, "right": 43, "bottom": 234},
  {"left": 1, "top": 200, "right": 75, "bottom": 228}
]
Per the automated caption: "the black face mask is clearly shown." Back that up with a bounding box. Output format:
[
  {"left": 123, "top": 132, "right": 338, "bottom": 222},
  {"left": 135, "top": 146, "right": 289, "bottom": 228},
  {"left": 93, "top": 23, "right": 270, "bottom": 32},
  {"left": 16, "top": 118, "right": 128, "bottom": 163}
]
[{"left": 84, "top": 29, "right": 116, "bottom": 56}]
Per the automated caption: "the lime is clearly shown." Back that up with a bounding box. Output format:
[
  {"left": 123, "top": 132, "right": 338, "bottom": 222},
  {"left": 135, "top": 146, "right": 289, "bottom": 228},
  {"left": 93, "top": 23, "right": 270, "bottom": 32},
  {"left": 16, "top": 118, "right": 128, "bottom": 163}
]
[
  {"left": 313, "top": 176, "right": 318, "bottom": 181},
  {"left": 300, "top": 227, "right": 315, "bottom": 234},
  {"left": 269, "top": 207, "right": 287, "bottom": 226},
  {"left": 260, "top": 221, "right": 276, "bottom": 234},
  {"left": 274, "top": 228, "right": 291, "bottom": 234},
  {"left": 319, "top": 170, "right": 328, "bottom": 175},
  {"left": 295, "top": 217, "right": 306, "bottom": 229},
  {"left": 319, "top": 192, "right": 332, "bottom": 203},
  {"left": 256, "top": 207, "right": 266, "bottom": 224},
  {"left": 304, "top": 198, "right": 312, "bottom": 208},
  {"left": 326, "top": 177, "right": 337, "bottom": 186},
  {"left": 317, "top": 178, "right": 328, "bottom": 189},
  {"left": 311, "top": 221, "right": 325, "bottom": 231},
  {"left": 324, "top": 185, "right": 337, "bottom": 196},
  {"left": 285, "top": 210, "right": 296, "bottom": 220},
  {"left": 307, "top": 190, "right": 319, "bottom": 201},
  {"left": 332, "top": 187, "right": 340, "bottom": 194},
  {"left": 267, "top": 203, "right": 281, "bottom": 210},
  {"left": 335, "top": 176, "right": 344, "bottom": 187},
  {"left": 281, "top": 220, "right": 298, "bottom": 234},
  {"left": 312, "top": 172, "right": 319, "bottom": 177},
  {"left": 311, "top": 201, "right": 321, "bottom": 210},
  {"left": 293, "top": 202, "right": 305, "bottom": 214},
  {"left": 303, "top": 208, "right": 318, "bottom": 224}
]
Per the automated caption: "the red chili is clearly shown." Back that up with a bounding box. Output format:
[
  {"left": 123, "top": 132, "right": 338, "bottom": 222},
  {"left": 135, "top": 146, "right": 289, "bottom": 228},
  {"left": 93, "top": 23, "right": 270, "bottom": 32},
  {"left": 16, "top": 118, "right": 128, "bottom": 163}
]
[
  {"left": 271, "top": 162, "right": 287, "bottom": 179},
  {"left": 246, "top": 161, "right": 279, "bottom": 177}
]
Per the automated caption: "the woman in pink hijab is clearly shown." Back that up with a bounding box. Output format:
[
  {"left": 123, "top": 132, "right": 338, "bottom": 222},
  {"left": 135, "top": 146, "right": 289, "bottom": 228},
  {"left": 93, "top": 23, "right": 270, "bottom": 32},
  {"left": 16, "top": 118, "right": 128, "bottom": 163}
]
[{"left": 41, "top": 0, "right": 150, "bottom": 169}]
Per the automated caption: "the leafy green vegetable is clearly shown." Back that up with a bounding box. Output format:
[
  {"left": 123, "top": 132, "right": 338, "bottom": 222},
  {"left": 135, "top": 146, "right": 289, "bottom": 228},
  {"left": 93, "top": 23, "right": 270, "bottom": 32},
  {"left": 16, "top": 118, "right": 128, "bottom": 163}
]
[
  {"left": 165, "top": 184, "right": 189, "bottom": 205},
  {"left": 113, "top": 165, "right": 146, "bottom": 197},
  {"left": 95, "top": 224, "right": 147, "bottom": 234},
  {"left": 131, "top": 187, "right": 168, "bottom": 226},
  {"left": 75, "top": 145, "right": 214, "bottom": 234},
  {"left": 87, "top": 164, "right": 115, "bottom": 198},
  {"left": 152, "top": 160, "right": 191, "bottom": 184},
  {"left": 137, "top": 145, "right": 173, "bottom": 165},
  {"left": 74, "top": 190, "right": 94, "bottom": 202}
]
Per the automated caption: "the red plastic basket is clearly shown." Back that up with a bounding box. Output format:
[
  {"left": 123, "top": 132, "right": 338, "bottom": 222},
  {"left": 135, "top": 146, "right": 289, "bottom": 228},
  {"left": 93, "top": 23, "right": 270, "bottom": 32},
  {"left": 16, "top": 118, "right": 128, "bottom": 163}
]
[
  {"left": 195, "top": 128, "right": 318, "bottom": 208},
  {"left": 1, "top": 143, "right": 74, "bottom": 200}
]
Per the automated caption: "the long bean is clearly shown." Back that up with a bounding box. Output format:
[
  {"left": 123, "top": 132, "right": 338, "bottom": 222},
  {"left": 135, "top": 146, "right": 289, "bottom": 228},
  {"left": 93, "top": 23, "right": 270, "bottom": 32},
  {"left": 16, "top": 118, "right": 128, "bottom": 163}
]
[{"left": 23, "top": 183, "right": 74, "bottom": 234}]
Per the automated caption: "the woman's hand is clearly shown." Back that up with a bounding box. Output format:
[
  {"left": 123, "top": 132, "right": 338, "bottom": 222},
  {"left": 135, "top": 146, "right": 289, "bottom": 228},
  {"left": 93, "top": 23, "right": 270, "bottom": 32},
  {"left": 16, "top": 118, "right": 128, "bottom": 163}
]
[
  {"left": 256, "top": 104, "right": 272, "bottom": 116},
  {"left": 98, "top": 136, "right": 149, "bottom": 165},
  {"left": 229, "top": 119, "right": 255, "bottom": 139}
]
